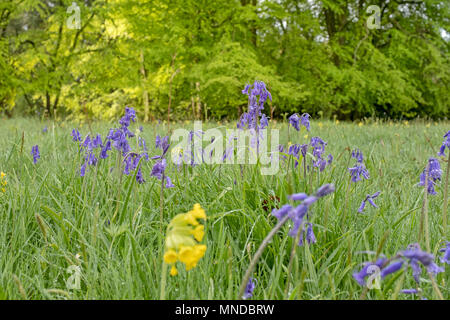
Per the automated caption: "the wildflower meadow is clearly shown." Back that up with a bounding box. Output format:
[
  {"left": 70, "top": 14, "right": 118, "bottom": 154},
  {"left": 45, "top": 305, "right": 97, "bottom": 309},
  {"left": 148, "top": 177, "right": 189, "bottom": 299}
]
[
  {"left": 0, "top": 1, "right": 449, "bottom": 305},
  {"left": 0, "top": 83, "right": 448, "bottom": 300}
]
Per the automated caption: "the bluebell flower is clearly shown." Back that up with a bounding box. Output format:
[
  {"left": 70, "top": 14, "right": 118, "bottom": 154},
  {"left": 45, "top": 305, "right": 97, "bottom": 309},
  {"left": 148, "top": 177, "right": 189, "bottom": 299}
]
[
  {"left": 401, "top": 289, "right": 419, "bottom": 294},
  {"left": 358, "top": 191, "right": 381, "bottom": 213},
  {"left": 272, "top": 184, "right": 334, "bottom": 245},
  {"left": 380, "top": 260, "right": 404, "bottom": 278},
  {"left": 437, "top": 130, "right": 450, "bottom": 157},
  {"left": 352, "top": 149, "right": 364, "bottom": 163},
  {"left": 31, "top": 145, "right": 40, "bottom": 164},
  {"left": 92, "top": 134, "right": 103, "bottom": 148},
  {"left": 418, "top": 157, "right": 441, "bottom": 195},
  {"left": 300, "top": 113, "right": 310, "bottom": 131},
  {"left": 100, "top": 140, "right": 111, "bottom": 159},
  {"left": 80, "top": 162, "right": 87, "bottom": 177},
  {"left": 348, "top": 163, "right": 370, "bottom": 182},
  {"left": 139, "top": 136, "right": 148, "bottom": 152},
  {"left": 71, "top": 129, "right": 82, "bottom": 142},
  {"left": 439, "top": 242, "right": 450, "bottom": 264},
  {"left": 237, "top": 81, "right": 271, "bottom": 137},
  {"left": 288, "top": 113, "right": 300, "bottom": 131},
  {"left": 155, "top": 135, "right": 170, "bottom": 156},
  {"left": 151, "top": 159, "right": 166, "bottom": 180},
  {"left": 352, "top": 258, "right": 388, "bottom": 286},
  {"left": 401, "top": 243, "right": 444, "bottom": 283},
  {"left": 289, "top": 113, "right": 310, "bottom": 131},
  {"left": 165, "top": 176, "right": 175, "bottom": 188},
  {"left": 242, "top": 277, "right": 256, "bottom": 299},
  {"left": 42, "top": 126, "right": 48, "bottom": 133}
]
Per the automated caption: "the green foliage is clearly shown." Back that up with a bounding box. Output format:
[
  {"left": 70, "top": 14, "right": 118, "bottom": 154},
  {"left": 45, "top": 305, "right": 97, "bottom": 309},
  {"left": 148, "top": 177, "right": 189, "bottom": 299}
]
[{"left": 0, "top": 0, "right": 449, "bottom": 120}]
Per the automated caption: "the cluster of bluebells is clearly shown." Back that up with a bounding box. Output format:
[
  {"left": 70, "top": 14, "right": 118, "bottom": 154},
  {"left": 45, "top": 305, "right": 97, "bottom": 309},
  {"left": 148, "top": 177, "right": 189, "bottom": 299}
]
[
  {"left": 348, "top": 148, "right": 369, "bottom": 182},
  {"left": 278, "top": 143, "right": 308, "bottom": 168},
  {"left": 238, "top": 81, "right": 271, "bottom": 148},
  {"left": 150, "top": 135, "right": 174, "bottom": 188},
  {"left": 353, "top": 243, "right": 446, "bottom": 291},
  {"left": 278, "top": 138, "right": 332, "bottom": 172},
  {"left": 310, "top": 136, "right": 332, "bottom": 172},
  {"left": 31, "top": 145, "right": 40, "bottom": 164},
  {"left": 79, "top": 133, "right": 103, "bottom": 177},
  {"left": 418, "top": 157, "right": 441, "bottom": 195},
  {"left": 271, "top": 184, "right": 335, "bottom": 246},
  {"left": 437, "top": 130, "right": 450, "bottom": 157},
  {"left": 71, "top": 107, "right": 149, "bottom": 184},
  {"left": 288, "top": 113, "right": 310, "bottom": 132}
]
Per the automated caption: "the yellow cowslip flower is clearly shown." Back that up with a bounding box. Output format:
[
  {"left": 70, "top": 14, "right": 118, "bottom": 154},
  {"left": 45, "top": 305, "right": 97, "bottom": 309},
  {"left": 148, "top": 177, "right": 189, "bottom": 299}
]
[
  {"left": 163, "top": 203, "right": 207, "bottom": 276},
  {"left": 0, "top": 172, "right": 6, "bottom": 193},
  {"left": 163, "top": 249, "right": 178, "bottom": 264},
  {"left": 304, "top": 134, "right": 308, "bottom": 139},
  {"left": 170, "top": 265, "right": 178, "bottom": 276},
  {"left": 191, "top": 225, "right": 205, "bottom": 242},
  {"left": 190, "top": 203, "right": 206, "bottom": 220},
  {"left": 318, "top": 122, "right": 323, "bottom": 128},
  {"left": 358, "top": 122, "right": 363, "bottom": 127}
]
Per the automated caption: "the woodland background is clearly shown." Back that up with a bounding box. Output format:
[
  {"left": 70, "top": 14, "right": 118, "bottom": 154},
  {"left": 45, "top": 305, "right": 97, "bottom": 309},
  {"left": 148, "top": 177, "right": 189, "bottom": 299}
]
[{"left": 0, "top": 0, "right": 449, "bottom": 121}]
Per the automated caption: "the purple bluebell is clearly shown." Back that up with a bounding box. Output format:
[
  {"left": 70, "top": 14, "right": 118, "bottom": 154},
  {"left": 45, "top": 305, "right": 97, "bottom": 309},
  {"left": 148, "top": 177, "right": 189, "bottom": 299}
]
[
  {"left": 352, "top": 149, "right": 364, "bottom": 163},
  {"left": 271, "top": 204, "right": 293, "bottom": 220},
  {"left": 139, "top": 137, "right": 148, "bottom": 152},
  {"left": 100, "top": 140, "right": 111, "bottom": 159},
  {"left": 352, "top": 258, "right": 388, "bottom": 286},
  {"left": 31, "top": 145, "right": 40, "bottom": 164},
  {"left": 400, "top": 243, "right": 444, "bottom": 283},
  {"left": 43, "top": 126, "right": 48, "bottom": 133},
  {"left": 288, "top": 113, "right": 301, "bottom": 131},
  {"left": 288, "top": 193, "right": 308, "bottom": 201},
  {"left": 165, "top": 176, "right": 175, "bottom": 188},
  {"left": 86, "top": 152, "right": 97, "bottom": 166},
  {"left": 71, "top": 129, "right": 82, "bottom": 142},
  {"left": 92, "top": 134, "right": 103, "bottom": 148},
  {"left": 348, "top": 163, "right": 370, "bottom": 182},
  {"left": 136, "top": 167, "right": 145, "bottom": 184},
  {"left": 418, "top": 157, "right": 441, "bottom": 195},
  {"left": 80, "top": 162, "right": 87, "bottom": 177},
  {"left": 401, "top": 289, "right": 419, "bottom": 294},
  {"left": 437, "top": 130, "right": 450, "bottom": 157},
  {"left": 237, "top": 81, "right": 271, "bottom": 151},
  {"left": 439, "top": 242, "right": 450, "bottom": 264},
  {"left": 155, "top": 135, "right": 170, "bottom": 156},
  {"left": 119, "top": 107, "right": 136, "bottom": 129},
  {"left": 304, "top": 223, "right": 316, "bottom": 245},
  {"left": 242, "top": 277, "right": 256, "bottom": 299},
  {"left": 310, "top": 137, "right": 331, "bottom": 172},
  {"left": 358, "top": 191, "right": 381, "bottom": 213},
  {"left": 110, "top": 128, "right": 131, "bottom": 155},
  {"left": 260, "top": 114, "right": 269, "bottom": 130},
  {"left": 289, "top": 113, "right": 310, "bottom": 132},
  {"left": 315, "top": 184, "right": 336, "bottom": 197},
  {"left": 151, "top": 159, "right": 166, "bottom": 180},
  {"left": 380, "top": 260, "right": 404, "bottom": 278},
  {"left": 327, "top": 154, "right": 333, "bottom": 165},
  {"left": 273, "top": 184, "right": 334, "bottom": 245}
]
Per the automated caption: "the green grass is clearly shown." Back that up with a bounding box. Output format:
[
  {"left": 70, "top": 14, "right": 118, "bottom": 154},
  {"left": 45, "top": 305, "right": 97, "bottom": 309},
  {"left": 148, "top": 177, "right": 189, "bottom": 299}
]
[{"left": 0, "top": 117, "right": 448, "bottom": 300}]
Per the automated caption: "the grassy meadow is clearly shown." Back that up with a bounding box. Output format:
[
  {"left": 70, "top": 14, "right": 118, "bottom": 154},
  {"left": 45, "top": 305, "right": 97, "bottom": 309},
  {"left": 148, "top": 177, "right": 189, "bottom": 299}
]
[{"left": 0, "top": 117, "right": 449, "bottom": 300}]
